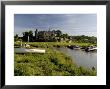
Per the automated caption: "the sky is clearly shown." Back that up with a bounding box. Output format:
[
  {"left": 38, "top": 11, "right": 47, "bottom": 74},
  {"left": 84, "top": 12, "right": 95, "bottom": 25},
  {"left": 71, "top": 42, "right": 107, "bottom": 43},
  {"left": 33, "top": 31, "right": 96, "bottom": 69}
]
[{"left": 14, "top": 14, "right": 97, "bottom": 37}]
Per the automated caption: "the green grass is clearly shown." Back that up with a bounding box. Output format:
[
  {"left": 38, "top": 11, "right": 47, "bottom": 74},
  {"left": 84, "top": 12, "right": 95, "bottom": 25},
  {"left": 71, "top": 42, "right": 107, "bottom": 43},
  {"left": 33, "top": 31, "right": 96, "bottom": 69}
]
[
  {"left": 14, "top": 41, "right": 96, "bottom": 48},
  {"left": 14, "top": 48, "right": 96, "bottom": 76}
]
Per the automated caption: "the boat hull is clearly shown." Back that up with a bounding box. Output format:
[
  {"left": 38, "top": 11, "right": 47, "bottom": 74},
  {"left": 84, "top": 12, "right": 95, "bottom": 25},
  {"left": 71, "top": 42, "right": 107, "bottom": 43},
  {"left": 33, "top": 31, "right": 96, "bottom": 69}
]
[{"left": 14, "top": 48, "right": 45, "bottom": 53}]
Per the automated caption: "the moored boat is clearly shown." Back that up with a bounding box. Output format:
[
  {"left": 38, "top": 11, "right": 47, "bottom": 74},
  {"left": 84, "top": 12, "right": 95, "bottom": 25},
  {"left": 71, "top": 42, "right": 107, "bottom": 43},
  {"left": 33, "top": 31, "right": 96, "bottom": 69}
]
[
  {"left": 14, "top": 48, "right": 45, "bottom": 53},
  {"left": 85, "top": 46, "right": 97, "bottom": 52}
]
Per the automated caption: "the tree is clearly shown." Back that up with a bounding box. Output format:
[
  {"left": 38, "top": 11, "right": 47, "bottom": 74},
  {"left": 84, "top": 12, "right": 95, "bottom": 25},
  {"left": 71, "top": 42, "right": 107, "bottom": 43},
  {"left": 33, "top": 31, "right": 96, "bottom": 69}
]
[
  {"left": 14, "top": 34, "right": 19, "bottom": 41},
  {"left": 55, "top": 30, "right": 62, "bottom": 37},
  {"left": 22, "top": 31, "right": 34, "bottom": 42},
  {"left": 61, "top": 33, "right": 69, "bottom": 41},
  {"left": 28, "top": 30, "right": 33, "bottom": 42},
  {"left": 71, "top": 35, "right": 97, "bottom": 43},
  {"left": 22, "top": 31, "right": 29, "bottom": 42}
]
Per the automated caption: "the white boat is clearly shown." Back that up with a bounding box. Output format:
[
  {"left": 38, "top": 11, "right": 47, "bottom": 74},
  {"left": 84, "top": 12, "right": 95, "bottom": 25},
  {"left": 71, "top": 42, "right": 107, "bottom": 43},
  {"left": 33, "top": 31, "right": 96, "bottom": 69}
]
[
  {"left": 73, "top": 46, "right": 80, "bottom": 50},
  {"left": 27, "top": 49, "right": 45, "bottom": 53},
  {"left": 85, "top": 46, "right": 97, "bottom": 52},
  {"left": 88, "top": 48, "right": 97, "bottom": 51},
  {"left": 15, "top": 48, "right": 45, "bottom": 53}
]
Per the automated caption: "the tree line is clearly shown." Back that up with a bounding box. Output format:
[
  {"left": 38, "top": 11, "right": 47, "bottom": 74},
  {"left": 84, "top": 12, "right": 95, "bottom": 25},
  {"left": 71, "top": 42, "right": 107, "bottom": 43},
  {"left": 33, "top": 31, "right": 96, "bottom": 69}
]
[{"left": 14, "top": 30, "right": 97, "bottom": 43}]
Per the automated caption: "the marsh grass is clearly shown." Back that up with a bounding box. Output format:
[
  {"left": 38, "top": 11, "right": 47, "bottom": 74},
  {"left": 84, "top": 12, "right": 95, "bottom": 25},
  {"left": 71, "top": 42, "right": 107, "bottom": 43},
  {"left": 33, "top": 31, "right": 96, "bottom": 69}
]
[{"left": 14, "top": 47, "right": 96, "bottom": 76}]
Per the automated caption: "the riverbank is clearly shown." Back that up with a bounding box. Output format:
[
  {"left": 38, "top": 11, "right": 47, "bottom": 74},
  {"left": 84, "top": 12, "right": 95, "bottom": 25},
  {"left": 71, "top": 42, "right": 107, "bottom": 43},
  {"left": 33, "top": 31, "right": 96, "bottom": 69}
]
[{"left": 14, "top": 46, "right": 96, "bottom": 76}]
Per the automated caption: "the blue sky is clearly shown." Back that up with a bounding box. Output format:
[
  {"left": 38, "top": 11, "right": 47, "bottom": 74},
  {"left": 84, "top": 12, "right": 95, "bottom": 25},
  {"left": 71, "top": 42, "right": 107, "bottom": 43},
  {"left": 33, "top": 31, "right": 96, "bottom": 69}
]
[{"left": 14, "top": 14, "right": 97, "bottom": 37}]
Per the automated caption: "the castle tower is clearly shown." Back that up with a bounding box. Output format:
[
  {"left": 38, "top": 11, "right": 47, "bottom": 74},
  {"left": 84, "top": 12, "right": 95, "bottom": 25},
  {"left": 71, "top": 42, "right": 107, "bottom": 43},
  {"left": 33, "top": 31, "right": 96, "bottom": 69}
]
[{"left": 35, "top": 29, "right": 38, "bottom": 39}]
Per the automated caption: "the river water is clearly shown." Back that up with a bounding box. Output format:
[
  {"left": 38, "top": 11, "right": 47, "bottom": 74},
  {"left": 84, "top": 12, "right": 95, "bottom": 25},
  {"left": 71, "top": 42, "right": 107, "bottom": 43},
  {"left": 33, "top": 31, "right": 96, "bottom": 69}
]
[{"left": 55, "top": 47, "right": 97, "bottom": 70}]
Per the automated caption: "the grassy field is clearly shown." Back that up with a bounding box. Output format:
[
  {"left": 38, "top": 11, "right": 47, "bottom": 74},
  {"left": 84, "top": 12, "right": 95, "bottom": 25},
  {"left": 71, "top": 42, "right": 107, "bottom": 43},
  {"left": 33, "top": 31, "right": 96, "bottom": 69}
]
[{"left": 14, "top": 45, "right": 96, "bottom": 76}]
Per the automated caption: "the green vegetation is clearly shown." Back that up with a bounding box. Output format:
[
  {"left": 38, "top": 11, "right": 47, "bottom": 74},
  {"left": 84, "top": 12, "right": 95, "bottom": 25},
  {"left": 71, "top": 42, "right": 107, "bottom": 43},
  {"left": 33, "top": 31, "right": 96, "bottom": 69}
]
[
  {"left": 14, "top": 47, "right": 96, "bottom": 76},
  {"left": 14, "top": 29, "right": 97, "bottom": 76}
]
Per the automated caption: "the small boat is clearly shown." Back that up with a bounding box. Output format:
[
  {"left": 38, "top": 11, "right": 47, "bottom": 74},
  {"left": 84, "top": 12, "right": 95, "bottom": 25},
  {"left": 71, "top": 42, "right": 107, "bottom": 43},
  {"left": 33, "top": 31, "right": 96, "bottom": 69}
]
[
  {"left": 67, "top": 45, "right": 80, "bottom": 50},
  {"left": 73, "top": 46, "right": 80, "bottom": 50},
  {"left": 26, "top": 49, "right": 45, "bottom": 53},
  {"left": 14, "top": 48, "right": 45, "bottom": 53},
  {"left": 67, "top": 45, "right": 74, "bottom": 49},
  {"left": 85, "top": 46, "right": 97, "bottom": 52}
]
